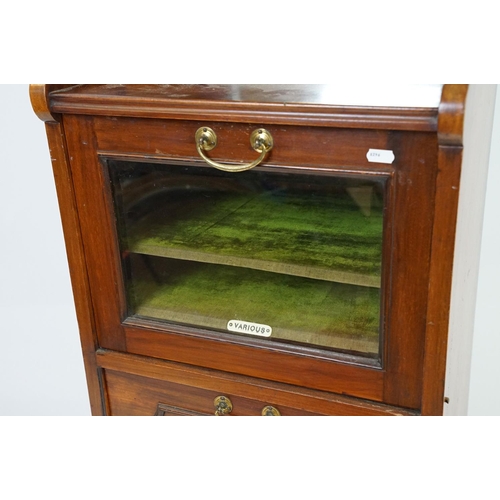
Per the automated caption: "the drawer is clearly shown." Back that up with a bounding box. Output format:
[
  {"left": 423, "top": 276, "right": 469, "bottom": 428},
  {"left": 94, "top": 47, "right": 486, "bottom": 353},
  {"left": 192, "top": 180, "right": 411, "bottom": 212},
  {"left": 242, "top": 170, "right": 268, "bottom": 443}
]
[
  {"left": 98, "top": 350, "right": 418, "bottom": 416},
  {"left": 91, "top": 115, "right": 397, "bottom": 171},
  {"left": 104, "top": 370, "right": 319, "bottom": 416}
]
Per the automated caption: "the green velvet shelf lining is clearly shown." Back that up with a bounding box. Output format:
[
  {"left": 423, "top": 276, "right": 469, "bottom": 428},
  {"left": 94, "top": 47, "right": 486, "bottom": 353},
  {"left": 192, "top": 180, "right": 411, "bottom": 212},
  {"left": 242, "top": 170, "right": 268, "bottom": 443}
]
[
  {"left": 128, "top": 257, "right": 380, "bottom": 355},
  {"left": 126, "top": 190, "right": 383, "bottom": 288}
]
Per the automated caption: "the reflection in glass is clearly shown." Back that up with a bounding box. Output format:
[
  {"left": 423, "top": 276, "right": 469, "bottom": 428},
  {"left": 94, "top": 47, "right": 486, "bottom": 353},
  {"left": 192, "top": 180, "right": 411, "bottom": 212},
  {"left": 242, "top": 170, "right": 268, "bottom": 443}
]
[{"left": 109, "top": 160, "right": 385, "bottom": 358}]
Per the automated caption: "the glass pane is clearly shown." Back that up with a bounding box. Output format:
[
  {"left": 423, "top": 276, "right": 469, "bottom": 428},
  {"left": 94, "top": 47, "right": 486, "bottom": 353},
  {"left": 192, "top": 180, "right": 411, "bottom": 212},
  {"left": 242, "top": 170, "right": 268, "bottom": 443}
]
[{"left": 109, "top": 160, "right": 385, "bottom": 358}]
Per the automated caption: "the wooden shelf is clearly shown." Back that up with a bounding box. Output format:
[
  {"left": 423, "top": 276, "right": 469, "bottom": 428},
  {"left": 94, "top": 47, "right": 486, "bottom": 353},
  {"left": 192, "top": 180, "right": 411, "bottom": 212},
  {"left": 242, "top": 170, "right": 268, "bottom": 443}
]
[
  {"left": 125, "top": 189, "right": 383, "bottom": 288},
  {"left": 127, "top": 256, "right": 380, "bottom": 355}
]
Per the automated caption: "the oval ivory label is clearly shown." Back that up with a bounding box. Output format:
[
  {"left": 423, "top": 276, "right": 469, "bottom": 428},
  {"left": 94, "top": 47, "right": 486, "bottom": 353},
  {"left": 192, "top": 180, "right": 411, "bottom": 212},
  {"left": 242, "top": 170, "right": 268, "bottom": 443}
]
[
  {"left": 227, "top": 320, "right": 272, "bottom": 337},
  {"left": 366, "top": 149, "right": 395, "bottom": 164}
]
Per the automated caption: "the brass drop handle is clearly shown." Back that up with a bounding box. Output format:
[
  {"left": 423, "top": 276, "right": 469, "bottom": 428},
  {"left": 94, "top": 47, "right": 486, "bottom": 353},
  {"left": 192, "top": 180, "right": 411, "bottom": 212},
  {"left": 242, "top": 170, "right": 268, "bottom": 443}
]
[
  {"left": 261, "top": 406, "right": 281, "bottom": 416},
  {"left": 214, "top": 396, "right": 233, "bottom": 416},
  {"left": 195, "top": 127, "right": 273, "bottom": 172}
]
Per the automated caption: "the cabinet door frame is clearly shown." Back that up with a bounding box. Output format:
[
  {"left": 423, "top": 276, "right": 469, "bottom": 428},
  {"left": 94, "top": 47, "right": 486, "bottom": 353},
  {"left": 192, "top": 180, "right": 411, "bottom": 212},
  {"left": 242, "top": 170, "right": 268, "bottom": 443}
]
[{"left": 63, "top": 114, "right": 439, "bottom": 410}]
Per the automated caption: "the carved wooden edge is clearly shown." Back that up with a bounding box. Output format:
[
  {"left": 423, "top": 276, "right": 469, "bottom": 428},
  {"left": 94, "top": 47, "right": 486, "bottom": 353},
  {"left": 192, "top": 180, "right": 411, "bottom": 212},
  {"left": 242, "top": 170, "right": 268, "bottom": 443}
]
[
  {"left": 29, "top": 84, "right": 77, "bottom": 122},
  {"left": 437, "top": 84, "right": 468, "bottom": 146}
]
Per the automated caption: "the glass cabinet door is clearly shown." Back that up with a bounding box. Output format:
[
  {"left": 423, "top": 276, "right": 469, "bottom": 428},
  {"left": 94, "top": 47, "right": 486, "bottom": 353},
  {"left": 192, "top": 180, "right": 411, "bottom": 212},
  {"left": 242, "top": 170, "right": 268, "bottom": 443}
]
[{"left": 108, "top": 160, "right": 386, "bottom": 360}]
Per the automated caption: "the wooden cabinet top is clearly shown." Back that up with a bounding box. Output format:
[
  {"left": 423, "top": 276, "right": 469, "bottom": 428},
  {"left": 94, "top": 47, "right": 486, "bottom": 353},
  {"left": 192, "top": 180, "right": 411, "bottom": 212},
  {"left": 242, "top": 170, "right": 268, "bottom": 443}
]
[
  {"left": 52, "top": 84, "right": 445, "bottom": 107},
  {"left": 33, "top": 84, "right": 461, "bottom": 132}
]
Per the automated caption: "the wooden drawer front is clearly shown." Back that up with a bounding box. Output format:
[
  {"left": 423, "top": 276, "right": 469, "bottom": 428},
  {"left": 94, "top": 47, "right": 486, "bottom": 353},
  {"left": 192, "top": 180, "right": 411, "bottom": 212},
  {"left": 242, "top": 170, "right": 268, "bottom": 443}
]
[
  {"left": 91, "top": 116, "right": 396, "bottom": 172},
  {"left": 98, "top": 350, "right": 418, "bottom": 416},
  {"left": 104, "top": 370, "right": 318, "bottom": 416}
]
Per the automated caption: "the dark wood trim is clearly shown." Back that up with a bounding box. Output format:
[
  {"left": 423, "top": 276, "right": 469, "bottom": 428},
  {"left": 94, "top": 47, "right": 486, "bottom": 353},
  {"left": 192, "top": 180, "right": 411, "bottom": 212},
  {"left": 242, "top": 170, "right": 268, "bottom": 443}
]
[
  {"left": 50, "top": 99, "right": 438, "bottom": 131},
  {"left": 381, "top": 131, "right": 439, "bottom": 409}
]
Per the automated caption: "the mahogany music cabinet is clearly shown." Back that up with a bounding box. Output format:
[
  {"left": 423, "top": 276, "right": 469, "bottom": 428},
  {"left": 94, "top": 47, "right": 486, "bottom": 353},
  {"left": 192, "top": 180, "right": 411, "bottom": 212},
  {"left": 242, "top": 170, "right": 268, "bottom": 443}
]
[{"left": 30, "top": 84, "right": 496, "bottom": 416}]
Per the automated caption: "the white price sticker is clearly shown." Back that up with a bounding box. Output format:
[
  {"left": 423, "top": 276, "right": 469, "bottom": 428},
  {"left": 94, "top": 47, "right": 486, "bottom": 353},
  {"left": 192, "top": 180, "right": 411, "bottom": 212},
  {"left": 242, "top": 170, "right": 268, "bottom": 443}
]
[{"left": 366, "top": 149, "right": 395, "bottom": 164}]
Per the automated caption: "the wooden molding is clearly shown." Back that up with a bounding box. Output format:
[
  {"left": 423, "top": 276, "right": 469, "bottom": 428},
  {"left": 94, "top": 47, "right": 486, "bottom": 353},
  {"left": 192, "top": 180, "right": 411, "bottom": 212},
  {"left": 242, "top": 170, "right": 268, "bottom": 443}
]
[
  {"left": 437, "top": 84, "right": 468, "bottom": 146},
  {"left": 29, "top": 84, "right": 76, "bottom": 122},
  {"left": 46, "top": 84, "right": 439, "bottom": 131}
]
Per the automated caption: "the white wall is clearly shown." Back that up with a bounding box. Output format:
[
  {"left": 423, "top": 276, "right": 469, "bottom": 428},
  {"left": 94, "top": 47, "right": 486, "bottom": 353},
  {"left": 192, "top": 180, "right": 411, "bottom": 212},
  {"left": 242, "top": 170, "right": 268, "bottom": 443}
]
[
  {"left": 468, "top": 88, "right": 500, "bottom": 415},
  {"left": 0, "top": 85, "right": 90, "bottom": 415},
  {"left": 0, "top": 84, "right": 498, "bottom": 415}
]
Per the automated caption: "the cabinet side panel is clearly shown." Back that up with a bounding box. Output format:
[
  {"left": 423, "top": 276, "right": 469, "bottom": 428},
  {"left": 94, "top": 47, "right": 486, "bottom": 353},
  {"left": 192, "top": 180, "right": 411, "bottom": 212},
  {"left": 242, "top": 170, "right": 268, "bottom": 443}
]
[
  {"left": 44, "top": 121, "right": 105, "bottom": 415},
  {"left": 422, "top": 146, "right": 462, "bottom": 415},
  {"left": 422, "top": 86, "right": 468, "bottom": 416}
]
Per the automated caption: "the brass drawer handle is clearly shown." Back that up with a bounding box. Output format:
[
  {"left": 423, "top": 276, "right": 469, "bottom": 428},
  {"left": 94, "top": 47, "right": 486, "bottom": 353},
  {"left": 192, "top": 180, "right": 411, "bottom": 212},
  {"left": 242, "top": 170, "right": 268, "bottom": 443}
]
[
  {"left": 261, "top": 406, "right": 281, "bottom": 416},
  {"left": 195, "top": 127, "right": 273, "bottom": 172},
  {"left": 214, "top": 396, "right": 233, "bottom": 416}
]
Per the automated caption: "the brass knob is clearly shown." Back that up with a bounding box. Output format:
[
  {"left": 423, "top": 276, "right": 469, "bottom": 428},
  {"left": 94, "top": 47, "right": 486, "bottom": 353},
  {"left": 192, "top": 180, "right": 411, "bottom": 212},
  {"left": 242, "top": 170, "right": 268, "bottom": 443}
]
[
  {"left": 195, "top": 127, "right": 273, "bottom": 173},
  {"left": 214, "top": 396, "right": 233, "bottom": 416},
  {"left": 261, "top": 406, "right": 281, "bottom": 416}
]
